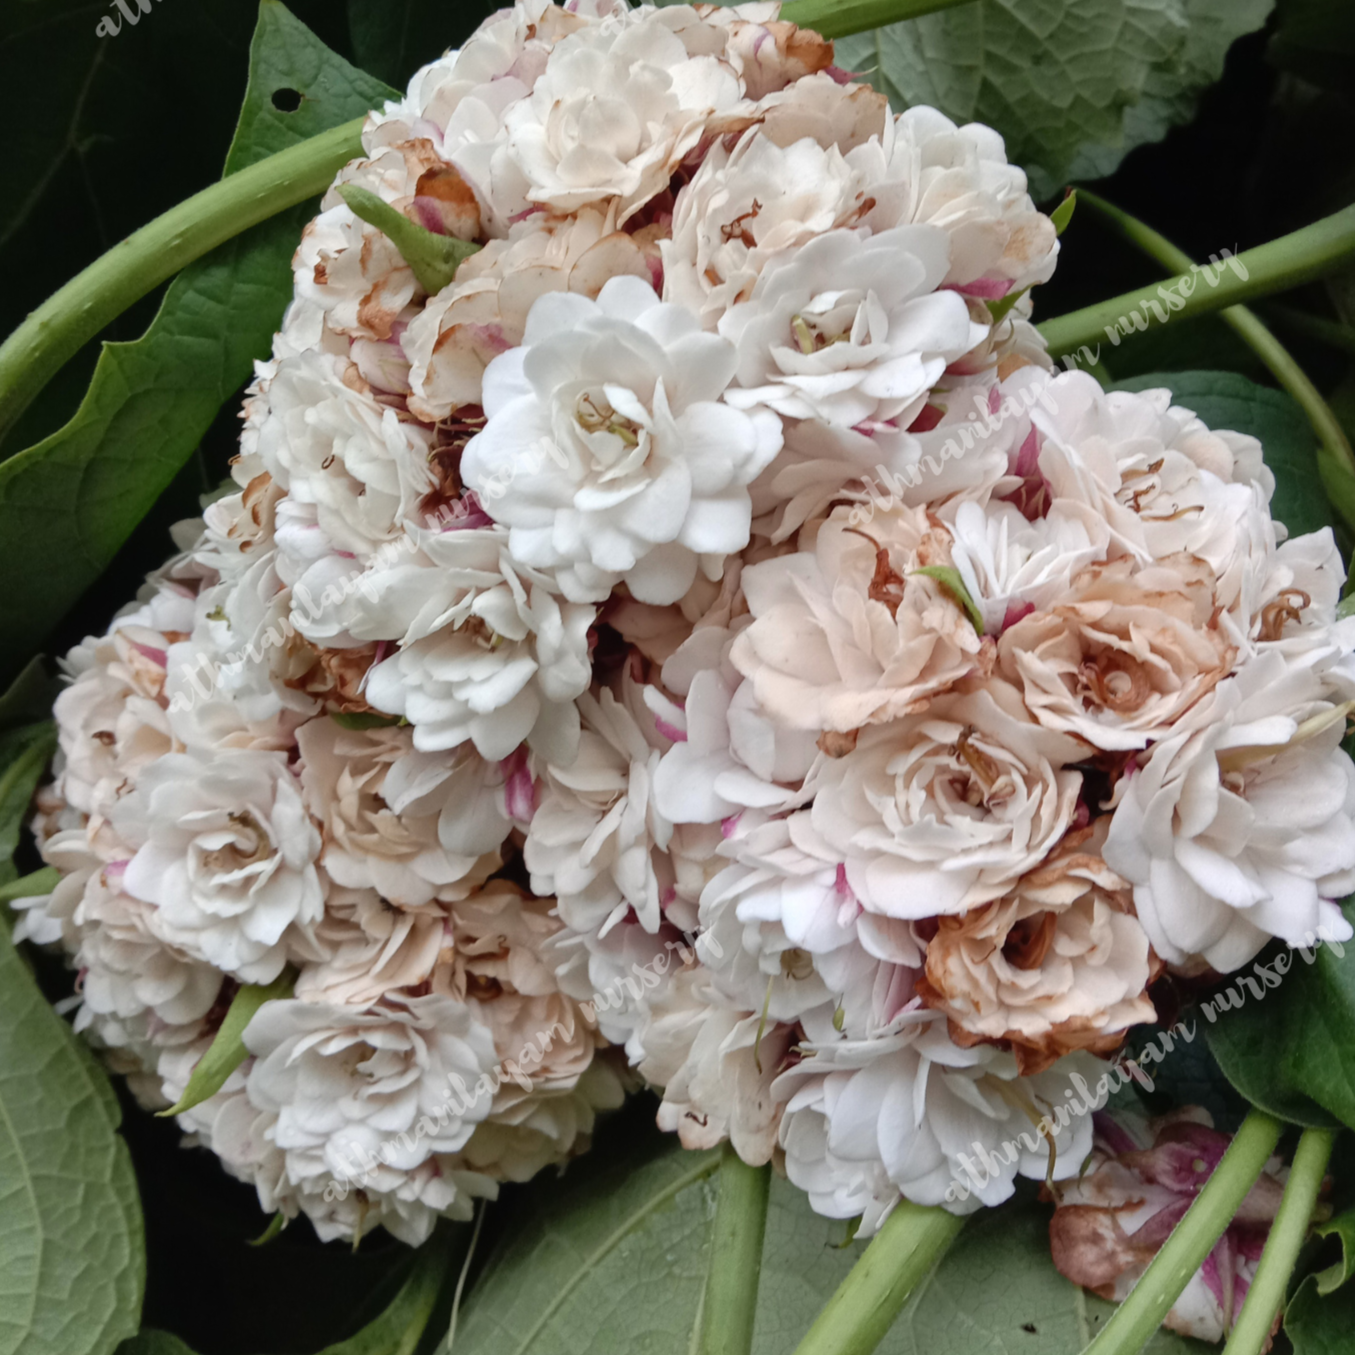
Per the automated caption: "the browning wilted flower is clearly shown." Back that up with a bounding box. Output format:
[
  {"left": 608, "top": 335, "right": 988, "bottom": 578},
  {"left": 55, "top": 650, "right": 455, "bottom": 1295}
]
[{"left": 1048, "top": 1109, "right": 1293, "bottom": 1344}]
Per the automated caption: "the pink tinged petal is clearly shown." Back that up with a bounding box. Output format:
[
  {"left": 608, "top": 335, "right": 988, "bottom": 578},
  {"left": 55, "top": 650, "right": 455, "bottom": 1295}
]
[
  {"left": 945, "top": 278, "right": 1013, "bottom": 300},
  {"left": 500, "top": 748, "right": 538, "bottom": 821}
]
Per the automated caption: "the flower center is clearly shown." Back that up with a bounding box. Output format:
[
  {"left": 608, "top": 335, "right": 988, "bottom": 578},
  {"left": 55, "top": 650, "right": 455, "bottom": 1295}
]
[{"left": 1078, "top": 653, "right": 1150, "bottom": 714}]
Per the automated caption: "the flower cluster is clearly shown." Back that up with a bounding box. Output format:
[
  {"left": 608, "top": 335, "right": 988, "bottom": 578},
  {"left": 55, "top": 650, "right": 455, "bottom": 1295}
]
[{"left": 17, "top": 0, "right": 1355, "bottom": 1249}]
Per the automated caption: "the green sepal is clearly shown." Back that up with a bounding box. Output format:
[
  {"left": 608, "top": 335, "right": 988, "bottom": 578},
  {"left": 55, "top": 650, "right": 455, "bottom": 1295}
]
[
  {"left": 337, "top": 183, "right": 481, "bottom": 296},
  {"left": 985, "top": 285, "right": 1031, "bottom": 326},
  {"left": 331, "top": 710, "right": 403, "bottom": 730},
  {"left": 248, "top": 1212, "right": 288, "bottom": 1249},
  {"left": 1049, "top": 188, "right": 1077, "bottom": 237},
  {"left": 912, "top": 565, "right": 985, "bottom": 634},
  {"left": 158, "top": 970, "right": 295, "bottom": 1118}
]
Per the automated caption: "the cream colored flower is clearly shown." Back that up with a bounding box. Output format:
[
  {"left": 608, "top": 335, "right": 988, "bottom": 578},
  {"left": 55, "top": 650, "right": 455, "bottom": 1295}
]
[
  {"left": 1104, "top": 651, "right": 1355, "bottom": 972},
  {"left": 54, "top": 587, "right": 191, "bottom": 821},
  {"left": 525, "top": 686, "right": 673, "bottom": 939},
  {"left": 405, "top": 205, "right": 654, "bottom": 422},
  {"left": 494, "top": 8, "right": 746, "bottom": 220},
  {"left": 919, "top": 823, "right": 1156, "bottom": 1072},
  {"left": 850, "top": 105, "right": 1059, "bottom": 294},
  {"left": 811, "top": 679, "right": 1085, "bottom": 917},
  {"left": 775, "top": 1017, "right": 1107, "bottom": 1220},
  {"left": 632, "top": 965, "right": 790, "bottom": 1165},
  {"left": 460, "top": 276, "right": 782, "bottom": 605},
  {"left": 729, "top": 502, "right": 984, "bottom": 732},
  {"left": 112, "top": 747, "right": 325, "bottom": 984},
  {"left": 295, "top": 885, "right": 446, "bottom": 1006},
  {"left": 297, "top": 716, "right": 508, "bottom": 907},
  {"left": 662, "top": 126, "right": 865, "bottom": 326},
  {"left": 998, "top": 556, "right": 1234, "bottom": 752},
  {"left": 294, "top": 138, "right": 454, "bottom": 342}
]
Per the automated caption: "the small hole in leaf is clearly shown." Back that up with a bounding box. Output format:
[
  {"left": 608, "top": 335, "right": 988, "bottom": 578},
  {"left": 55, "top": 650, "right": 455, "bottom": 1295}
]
[
  {"left": 272, "top": 88, "right": 303, "bottom": 112},
  {"left": 1021, "top": 1325, "right": 1037, "bottom": 1335}
]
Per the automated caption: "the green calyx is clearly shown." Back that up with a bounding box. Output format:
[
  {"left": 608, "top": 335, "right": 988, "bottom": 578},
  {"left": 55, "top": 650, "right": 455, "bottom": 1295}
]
[{"left": 337, "top": 183, "right": 482, "bottom": 296}]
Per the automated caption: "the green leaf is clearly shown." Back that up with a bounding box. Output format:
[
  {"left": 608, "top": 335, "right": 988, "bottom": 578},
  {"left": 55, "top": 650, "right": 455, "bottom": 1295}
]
[
  {"left": 835, "top": 0, "right": 1271, "bottom": 203},
  {"left": 912, "top": 565, "right": 984, "bottom": 634},
  {"left": 1286, "top": 1273, "right": 1355, "bottom": 1355},
  {"left": 0, "top": 910, "right": 144, "bottom": 1355},
  {"left": 337, "top": 184, "right": 481, "bottom": 295},
  {"left": 1113, "top": 371, "right": 1340, "bottom": 541},
  {"left": 0, "top": 723, "right": 56, "bottom": 876},
  {"left": 438, "top": 1138, "right": 721, "bottom": 1354},
  {"left": 115, "top": 1338, "right": 195, "bottom": 1355},
  {"left": 158, "top": 970, "right": 295, "bottom": 1118},
  {"left": 0, "top": 871, "right": 61, "bottom": 907},
  {"left": 0, "top": 4, "right": 398, "bottom": 685},
  {"left": 985, "top": 284, "right": 1031, "bottom": 326},
  {"left": 1120, "top": 1021, "right": 1251, "bottom": 1133},
  {"left": 1067, "top": 0, "right": 1275, "bottom": 186},
  {"left": 0, "top": 661, "right": 60, "bottom": 734},
  {"left": 873, "top": 1193, "right": 1203, "bottom": 1354},
  {"left": 1313, "top": 1207, "right": 1355, "bottom": 1296},
  {"left": 1203, "top": 913, "right": 1355, "bottom": 1131}
]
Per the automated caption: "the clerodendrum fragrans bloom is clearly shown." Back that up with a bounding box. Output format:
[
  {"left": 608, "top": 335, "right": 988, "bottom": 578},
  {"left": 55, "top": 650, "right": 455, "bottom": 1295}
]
[{"left": 16, "top": 0, "right": 1355, "bottom": 1253}]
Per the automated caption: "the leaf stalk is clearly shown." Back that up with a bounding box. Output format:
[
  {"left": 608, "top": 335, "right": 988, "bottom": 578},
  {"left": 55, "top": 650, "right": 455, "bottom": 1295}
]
[
  {"left": 697, "top": 1145, "right": 772, "bottom": 1355},
  {"left": 1221, "top": 1127, "right": 1335, "bottom": 1355},
  {"left": 790, "top": 1200, "right": 964, "bottom": 1355},
  {"left": 1071, "top": 189, "right": 1355, "bottom": 499},
  {"left": 0, "top": 117, "right": 366, "bottom": 448},
  {"left": 1039, "top": 202, "right": 1355, "bottom": 364},
  {"left": 780, "top": 0, "right": 979, "bottom": 40},
  {"left": 1080, "top": 1109, "right": 1283, "bottom": 1355}
]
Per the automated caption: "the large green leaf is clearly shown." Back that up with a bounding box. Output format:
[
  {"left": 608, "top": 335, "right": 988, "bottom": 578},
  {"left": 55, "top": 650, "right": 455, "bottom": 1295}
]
[
  {"left": 0, "top": 3, "right": 397, "bottom": 684},
  {"left": 0, "top": 723, "right": 54, "bottom": 883},
  {"left": 1286, "top": 1273, "right": 1355, "bottom": 1355},
  {"left": 1067, "top": 0, "right": 1275, "bottom": 183},
  {"left": 835, "top": 0, "right": 1271, "bottom": 202},
  {"left": 440, "top": 1138, "right": 721, "bottom": 1354},
  {"left": 438, "top": 1125, "right": 1205, "bottom": 1355},
  {"left": 0, "top": 911, "right": 144, "bottom": 1355},
  {"left": 1203, "top": 913, "right": 1355, "bottom": 1131},
  {"left": 877, "top": 1194, "right": 1205, "bottom": 1354},
  {"left": 1114, "top": 370, "right": 1339, "bottom": 542}
]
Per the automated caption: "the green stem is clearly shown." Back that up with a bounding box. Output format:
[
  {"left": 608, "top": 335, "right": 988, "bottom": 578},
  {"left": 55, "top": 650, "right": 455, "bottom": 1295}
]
[
  {"left": 791, "top": 1201, "right": 964, "bottom": 1355},
  {"left": 780, "top": 0, "right": 977, "bottom": 40},
  {"left": 697, "top": 1145, "right": 772, "bottom": 1355},
  {"left": 1265, "top": 304, "right": 1355, "bottom": 360},
  {"left": 1039, "top": 203, "right": 1355, "bottom": 360},
  {"left": 1074, "top": 189, "right": 1355, "bottom": 485},
  {"left": 1082, "top": 1109, "right": 1283, "bottom": 1355},
  {"left": 0, "top": 116, "right": 366, "bottom": 448},
  {"left": 1222, "top": 1128, "right": 1336, "bottom": 1355}
]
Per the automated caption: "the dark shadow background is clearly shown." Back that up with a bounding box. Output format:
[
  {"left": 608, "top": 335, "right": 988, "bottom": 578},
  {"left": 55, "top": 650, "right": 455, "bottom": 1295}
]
[{"left": 4, "top": 0, "right": 1354, "bottom": 1349}]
